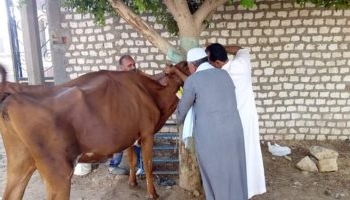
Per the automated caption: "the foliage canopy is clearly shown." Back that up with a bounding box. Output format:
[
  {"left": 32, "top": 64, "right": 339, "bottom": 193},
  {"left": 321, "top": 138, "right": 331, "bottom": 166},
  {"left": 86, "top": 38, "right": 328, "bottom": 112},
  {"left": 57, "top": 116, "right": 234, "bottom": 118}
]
[
  {"left": 63, "top": 0, "right": 350, "bottom": 35},
  {"left": 295, "top": 0, "right": 350, "bottom": 9},
  {"left": 63, "top": 0, "right": 256, "bottom": 35}
]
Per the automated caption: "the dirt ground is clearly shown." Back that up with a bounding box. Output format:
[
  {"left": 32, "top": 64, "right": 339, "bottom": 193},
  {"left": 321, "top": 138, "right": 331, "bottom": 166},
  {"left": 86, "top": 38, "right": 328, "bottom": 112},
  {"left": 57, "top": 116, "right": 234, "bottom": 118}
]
[{"left": 0, "top": 139, "right": 349, "bottom": 200}]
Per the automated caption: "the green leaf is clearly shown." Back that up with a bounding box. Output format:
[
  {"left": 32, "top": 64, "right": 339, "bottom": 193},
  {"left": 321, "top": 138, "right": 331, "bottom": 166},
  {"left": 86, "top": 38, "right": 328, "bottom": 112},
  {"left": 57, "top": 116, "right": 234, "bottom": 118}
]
[{"left": 240, "top": 0, "right": 255, "bottom": 8}]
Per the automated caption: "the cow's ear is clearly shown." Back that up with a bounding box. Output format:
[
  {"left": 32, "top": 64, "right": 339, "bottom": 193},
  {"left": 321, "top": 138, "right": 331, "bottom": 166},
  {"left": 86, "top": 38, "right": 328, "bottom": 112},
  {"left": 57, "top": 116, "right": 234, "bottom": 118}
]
[
  {"left": 165, "top": 63, "right": 173, "bottom": 68},
  {"left": 178, "top": 61, "right": 190, "bottom": 75},
  {"left": 159, "top": 77, "right": 169, "bottom": 86}
]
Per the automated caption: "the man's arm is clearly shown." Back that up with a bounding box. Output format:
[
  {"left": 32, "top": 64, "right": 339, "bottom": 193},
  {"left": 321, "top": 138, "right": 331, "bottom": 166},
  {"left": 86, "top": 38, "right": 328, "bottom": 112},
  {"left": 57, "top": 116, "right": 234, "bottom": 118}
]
[{"left": 224, "top": 45, "right": 243, "bottom": 55}]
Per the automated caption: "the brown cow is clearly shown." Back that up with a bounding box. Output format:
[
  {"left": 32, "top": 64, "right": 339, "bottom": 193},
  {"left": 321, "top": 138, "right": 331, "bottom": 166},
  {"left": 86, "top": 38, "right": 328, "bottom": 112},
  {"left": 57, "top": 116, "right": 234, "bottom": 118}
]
[{"left": 0, "top": 62, "right": 189, "bottom": 200}]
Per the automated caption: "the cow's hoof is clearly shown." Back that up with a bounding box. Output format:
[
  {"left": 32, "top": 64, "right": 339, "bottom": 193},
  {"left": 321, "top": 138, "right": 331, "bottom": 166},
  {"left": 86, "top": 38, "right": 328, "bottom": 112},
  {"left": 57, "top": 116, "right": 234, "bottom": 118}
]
[
  {"left": 148, "top": 193, "right": 159, "bottom": 199},
  {"left": 128, "top": 181, "right": 138, "bottom": 187}
]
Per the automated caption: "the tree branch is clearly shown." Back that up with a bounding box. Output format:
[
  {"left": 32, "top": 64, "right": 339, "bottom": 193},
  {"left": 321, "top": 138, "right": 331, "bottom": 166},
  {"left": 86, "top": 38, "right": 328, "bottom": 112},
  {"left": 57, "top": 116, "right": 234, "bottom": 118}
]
[
  {"left": 194, "top": 0, "right": 226, "bottom": 29},
  {"left": 162, "top": 0, "right": 193, "bottom": 20},
  {"left": 107, "top": 0, "right": 180, "bottom": 59},
  {"left": 162, "top": 0, "right": 180, "bottom": 22},
  {"left": 199, "top": 10, "right": 215, "bottom": 32},
  {"left": 163, "top": 0, "right": 196, "bottom": 34},
  {"left": 162, "top": 0, "right": 200, "bottom": 52}
]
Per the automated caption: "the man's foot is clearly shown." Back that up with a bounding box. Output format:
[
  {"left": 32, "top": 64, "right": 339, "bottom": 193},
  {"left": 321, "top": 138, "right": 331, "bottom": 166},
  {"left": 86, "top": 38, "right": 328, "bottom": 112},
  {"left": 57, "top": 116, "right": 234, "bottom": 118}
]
[
  {"left": 109, "top": 166, "right": 127, "bottom": 175},
  {"left": 136, "top": 168, "right": 144, "bottom": 176}
]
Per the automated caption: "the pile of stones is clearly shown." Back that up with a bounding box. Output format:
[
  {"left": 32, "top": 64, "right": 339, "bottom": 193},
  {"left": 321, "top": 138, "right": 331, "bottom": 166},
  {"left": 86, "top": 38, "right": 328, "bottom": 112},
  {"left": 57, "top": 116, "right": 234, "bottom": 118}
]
[{"left": 296, "top": 146, "right": 338, "bottom": 173}]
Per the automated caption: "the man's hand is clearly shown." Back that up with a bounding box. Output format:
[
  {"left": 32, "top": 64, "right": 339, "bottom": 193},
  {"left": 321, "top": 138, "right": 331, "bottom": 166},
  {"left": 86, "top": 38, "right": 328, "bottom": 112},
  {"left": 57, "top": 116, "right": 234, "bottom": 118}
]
[{"left": 225, "top": 45, "right": 243, "bottom": 55}]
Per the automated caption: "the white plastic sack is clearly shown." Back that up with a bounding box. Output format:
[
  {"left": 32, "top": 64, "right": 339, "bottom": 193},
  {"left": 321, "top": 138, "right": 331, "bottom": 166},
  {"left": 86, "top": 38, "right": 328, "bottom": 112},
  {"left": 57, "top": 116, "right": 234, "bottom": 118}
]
[
  {"left": 268, "top": 142, "right": 291, "bottom": 156},
  {"left": 74, "top": 163, "right": 92, "bottom": 176},
  {"left": 182, "top": 107, "right": 194, "bottom": 149}
]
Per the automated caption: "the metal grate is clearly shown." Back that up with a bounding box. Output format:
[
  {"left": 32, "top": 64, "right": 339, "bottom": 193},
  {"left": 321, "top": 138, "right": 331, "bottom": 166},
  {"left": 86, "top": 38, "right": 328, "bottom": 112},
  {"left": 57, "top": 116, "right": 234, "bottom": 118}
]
[{"left": 139, "top": 124, "right": 180, "bottom": 176}]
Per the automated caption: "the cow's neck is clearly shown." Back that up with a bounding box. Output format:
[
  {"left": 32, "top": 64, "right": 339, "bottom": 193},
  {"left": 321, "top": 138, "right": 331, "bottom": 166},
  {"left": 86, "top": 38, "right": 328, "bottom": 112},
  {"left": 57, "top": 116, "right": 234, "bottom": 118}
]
[{"left": 152, "top": 78, "right": 181, "bottom": 133}]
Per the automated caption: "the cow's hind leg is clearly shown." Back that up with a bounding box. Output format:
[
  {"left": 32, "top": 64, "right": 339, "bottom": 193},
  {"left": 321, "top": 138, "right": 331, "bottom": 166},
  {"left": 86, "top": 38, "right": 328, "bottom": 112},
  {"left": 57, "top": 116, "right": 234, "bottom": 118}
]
[
  {"left": 30, "top": 132, "right": 75, "bottom": 200},
  {"left": 1, "top": 129, "right": 36, "bottom": 200},
  {"left": 127, "top": 146, "right": 138, "bottom": 187},
  {"left": 35, "top": 154, "right": 73, "bottom": 200},
  {"left": 141, "top": 135, "right": 158, "bottom": 199},
  {"left": 3, "top": 94, "right": 78, "bottom": 200}
]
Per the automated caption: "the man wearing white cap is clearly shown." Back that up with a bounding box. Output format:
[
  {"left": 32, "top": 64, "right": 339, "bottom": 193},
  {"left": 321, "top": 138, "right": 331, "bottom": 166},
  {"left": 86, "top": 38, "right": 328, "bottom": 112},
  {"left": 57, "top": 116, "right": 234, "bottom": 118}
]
[{"left": 176, "top": 47, "right": 248, "bottom": 200}]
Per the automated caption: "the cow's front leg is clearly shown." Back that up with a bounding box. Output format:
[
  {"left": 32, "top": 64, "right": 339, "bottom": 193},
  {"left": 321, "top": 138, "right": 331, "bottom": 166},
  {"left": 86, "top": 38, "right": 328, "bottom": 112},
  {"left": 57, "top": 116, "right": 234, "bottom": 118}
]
[
  {"left": 126, "top": 146, "right": 138, "bottom": 187},
  {"left": 142, "top": 135, "right": 158, "bottom": 199}
]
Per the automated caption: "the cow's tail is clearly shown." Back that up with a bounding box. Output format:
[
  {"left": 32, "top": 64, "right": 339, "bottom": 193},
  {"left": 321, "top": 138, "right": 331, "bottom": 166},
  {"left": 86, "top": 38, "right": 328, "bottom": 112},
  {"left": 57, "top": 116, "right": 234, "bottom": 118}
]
[
  {"left": 0, "top": 63, "right": 9, "bottom": 102},
  {"left": 0, "top": 63, "right": 7, "bottom": 82}
]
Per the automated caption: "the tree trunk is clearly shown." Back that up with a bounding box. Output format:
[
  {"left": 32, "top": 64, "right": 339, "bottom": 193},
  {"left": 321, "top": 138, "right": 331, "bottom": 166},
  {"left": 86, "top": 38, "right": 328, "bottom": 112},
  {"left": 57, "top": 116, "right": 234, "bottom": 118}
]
[
  {"left": 176, "top": 8, "right": 202, "bottom": 191},
  {"left": 178, "top": 125, "right": 202, "bottom": 194}
]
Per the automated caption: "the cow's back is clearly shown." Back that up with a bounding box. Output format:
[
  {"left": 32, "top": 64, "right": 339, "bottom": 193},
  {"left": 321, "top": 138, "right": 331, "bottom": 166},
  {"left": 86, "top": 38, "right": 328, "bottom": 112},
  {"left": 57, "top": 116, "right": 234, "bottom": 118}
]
[{"left": 39, "top": 71, "right": 162, "bottom": 160}]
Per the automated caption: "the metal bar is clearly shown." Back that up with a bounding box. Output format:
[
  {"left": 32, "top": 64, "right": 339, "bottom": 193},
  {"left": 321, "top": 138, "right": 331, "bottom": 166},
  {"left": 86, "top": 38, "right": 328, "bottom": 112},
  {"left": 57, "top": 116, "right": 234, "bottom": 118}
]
[
  {"left": 5, "top": 0, "right": 22, "bottom": 81},
  {"left": 153, "top": 158, "right": 179, "bottom": 163},
  {"left": 153, "top": 170, "right": 178, "bottom": 175},
  {"left": 155, "top": 133, "right": 178, "bottom": 138},
  {"left": 153, "top": 145, "right": 178, "bottom": 151}
]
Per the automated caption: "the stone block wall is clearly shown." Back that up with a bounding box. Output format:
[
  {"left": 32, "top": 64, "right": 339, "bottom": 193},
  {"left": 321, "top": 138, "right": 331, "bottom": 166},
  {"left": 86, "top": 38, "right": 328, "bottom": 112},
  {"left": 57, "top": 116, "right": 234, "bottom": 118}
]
[
  {"left": 57, "top": 0, "right": 350, "bottom": 140},
  {"left": 60, "top": 10, "right": 177, "bottom": 78}
]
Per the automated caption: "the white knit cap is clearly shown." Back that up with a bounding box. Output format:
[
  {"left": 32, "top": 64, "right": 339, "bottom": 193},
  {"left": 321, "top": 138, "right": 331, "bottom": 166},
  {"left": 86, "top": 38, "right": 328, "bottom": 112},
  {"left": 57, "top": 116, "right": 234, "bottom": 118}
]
[{"left": 186, "top": 47, "right": 207, "bottom": 62}]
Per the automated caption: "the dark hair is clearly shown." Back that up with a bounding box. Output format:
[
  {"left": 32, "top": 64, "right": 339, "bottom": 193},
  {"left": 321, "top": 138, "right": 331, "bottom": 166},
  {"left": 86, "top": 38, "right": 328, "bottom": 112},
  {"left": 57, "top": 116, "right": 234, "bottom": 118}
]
[
  {"left": 191, "top": 57, "right": 208, "bottom": 67},
  {"left": 119, "top": 55, "right": 133, "bottom": 65},
  {"left": 206, "top": 43, "right": 228, "bottom": 62}
]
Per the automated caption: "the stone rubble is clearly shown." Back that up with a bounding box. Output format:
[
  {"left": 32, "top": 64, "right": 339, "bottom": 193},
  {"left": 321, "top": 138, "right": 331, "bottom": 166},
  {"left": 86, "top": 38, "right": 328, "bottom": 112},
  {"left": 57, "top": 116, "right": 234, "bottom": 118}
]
[
  {"left": 296, "top": 156, "right": 318, "bottom": 172},
  {"left": 296, "top": 145, "right": 338, "bottom": 172}
]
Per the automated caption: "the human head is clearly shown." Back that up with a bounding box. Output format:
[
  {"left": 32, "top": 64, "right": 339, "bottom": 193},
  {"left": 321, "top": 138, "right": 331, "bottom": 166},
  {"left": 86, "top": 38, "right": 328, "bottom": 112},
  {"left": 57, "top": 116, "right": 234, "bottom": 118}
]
[
  {"left": 186, "top": 47, "right": 208, "bottom": 74},
  {"left": 205, "top": 43, "right": 228, "bottom": 68},
  {"left": 119, "top": 55, "right": 136, "bottom": 71}
]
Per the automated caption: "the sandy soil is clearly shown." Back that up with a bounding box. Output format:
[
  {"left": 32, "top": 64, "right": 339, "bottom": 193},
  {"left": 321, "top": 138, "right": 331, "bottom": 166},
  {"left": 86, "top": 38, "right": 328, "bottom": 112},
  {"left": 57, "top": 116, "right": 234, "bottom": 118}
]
[{"left": 0, "top": 139, "right": 349, "bottom": 200}]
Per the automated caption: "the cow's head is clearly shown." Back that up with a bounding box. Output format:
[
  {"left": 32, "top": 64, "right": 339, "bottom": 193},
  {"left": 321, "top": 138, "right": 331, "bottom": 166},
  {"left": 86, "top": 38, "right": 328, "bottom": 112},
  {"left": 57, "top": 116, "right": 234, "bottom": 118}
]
[
  {"left": 174, "top": 61, "right": 190, "bottom": 76},
  {"left": 161, "top": 61, "right": 190, "bottom": 87}
]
